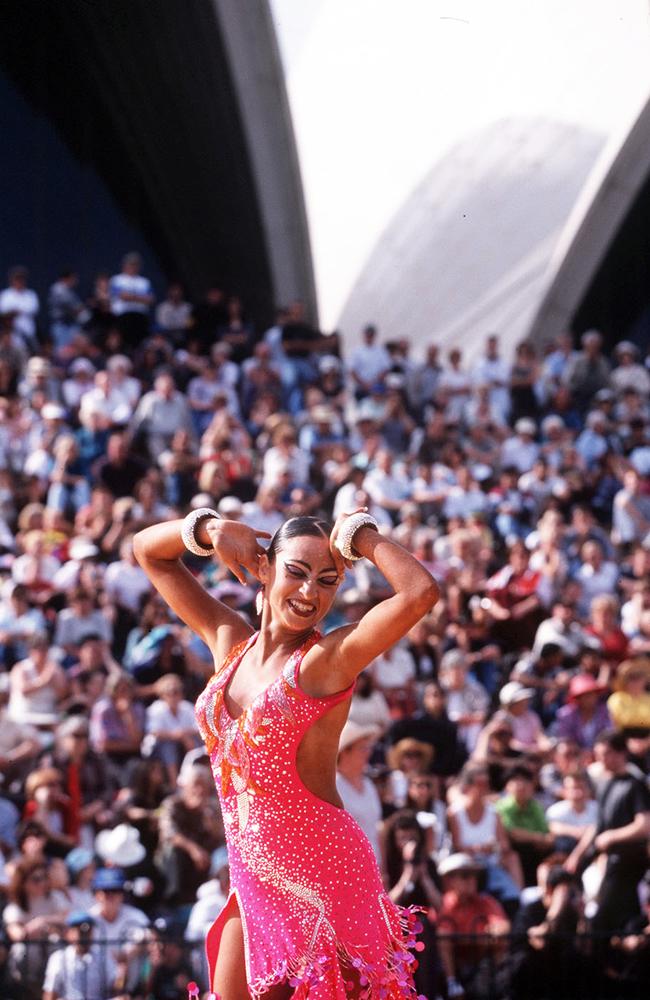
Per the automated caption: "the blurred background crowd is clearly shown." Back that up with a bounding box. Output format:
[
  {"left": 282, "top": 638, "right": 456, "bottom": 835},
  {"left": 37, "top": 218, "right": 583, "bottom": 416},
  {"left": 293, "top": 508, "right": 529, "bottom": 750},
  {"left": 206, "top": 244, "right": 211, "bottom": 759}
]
[{"left": 0, "top": 255, "right": 649, "bottom": 999}]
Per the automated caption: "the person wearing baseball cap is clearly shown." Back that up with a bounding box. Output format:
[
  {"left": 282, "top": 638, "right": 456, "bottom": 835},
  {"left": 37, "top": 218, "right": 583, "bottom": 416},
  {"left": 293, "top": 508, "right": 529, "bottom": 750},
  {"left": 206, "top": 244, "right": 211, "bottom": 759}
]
[{"left": 42, "top": 910, "right": 121, "bottom": 1000}]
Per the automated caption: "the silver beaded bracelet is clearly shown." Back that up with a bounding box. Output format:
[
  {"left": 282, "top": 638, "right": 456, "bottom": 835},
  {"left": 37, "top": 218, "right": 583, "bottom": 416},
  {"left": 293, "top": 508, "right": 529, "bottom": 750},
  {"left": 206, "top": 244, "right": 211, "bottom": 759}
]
[
  {"left": 181, "top": 507, "right": 220, "bottom": 556},
  {"left": 335, "top": 512, "right": 379, "bottom": 561}
]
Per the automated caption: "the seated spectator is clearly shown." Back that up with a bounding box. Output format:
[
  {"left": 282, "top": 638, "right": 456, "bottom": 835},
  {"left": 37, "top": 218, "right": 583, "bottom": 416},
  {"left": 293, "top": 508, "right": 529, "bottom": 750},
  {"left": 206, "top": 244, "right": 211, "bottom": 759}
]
[
  {"left": 510, "top": 866, "right": 593, "bottom": 1000},
  {"left": 53, "top": 587, "right": 112, "bottom": 661},
  {"left": 584, "top": 593, "right": 628, "bottom": 675},
  {"left": 386, "top": 680, "right": 467, "bottom": 779},
  {"left": 42, "top": 909, "right": 120, "bottom": 1000},
  {"left": 368, "top": 638, "right": 417, "bottom": 717},
  {"left": 103, "top": 534, "right": 151, "bottom": 618},
  {"left": 607, "top": 656, "right": 650, "bottom": 733},
  {"left": 336, "top": 721, "right": 382, "bottom": 860},
  {"left": 545, "top": 771, "right": 598, "bottom": 853},
  {"left": 3, "top": 857, "right": 69, "bottom": 998},
  {"left": 386, "top": 738, "right": 435, "bottom": 811},
  {"left": 498, "top": 681, "right": 550, "bottom": 753},
  {"left": 532, "top": 598, "right": 589, "bottom": 660},
  {"left": 113, "top": 757, "right": 168, "bottom": 858},
  {"left": 363, "top": 449, "right": 412, "bottom": 521},
  {"left": 539, "top": 738, "right": 583, "bottom": 802},
  {"left": 606, "top": 870, "right": 650, "bottom": 997},
  {"left": 89, "top": 671, "right": 145, "bottom": 775},
  {"left": 485, "top": 540, "right": 545, "bottom": 652},
  {"left": 11, "top": 529, "right": 61, "bottom": 603},
  {"left": 89, "top": 867, "right": 149, "bottom": 993},
  {"left": 157, "top": 766, "right": 223, "bottom": 908},
  {"left": 155, "top": 281, "right": 192, "bottom": 341},
  {"left": 130, "top": 373, "right": 194, "bottom": 460},
  {"left": 64, "top": 847, "right": 96, "bottom": 912},
  {"left": 7, "top": 633, "right": 67, "bottom": 729},
  {"left": 346, "top": 669, "right": 392, "bottom": 734},
  {"left": 143, "top": 675, "right": 200, "bottom": 785},
  {"left": 495, "top": 764, "right": 554, "bottom": 886},
  {"left": 553, "top": 674, "right": 611, "bottom": 748},
  {"left": 575, "top": 542, "right": 620, "bottom": 617},
  {"left": 448, "top": 763, "right": 522, "bottom": 907},
  {"left": 0, "top": 678, "right": 41, "bottom": 791},
  {"left": 437, "top": 852, "right": 510, "bottom": 1000},
  {"left": 23, "top": 768, "right": 76, "bottom": 857},
  {"left": 404, "top": 771, "right": 448, "bottom": 856},
  {"left": 383, "top": 810, "right": 442, "bottom": 998},
  {"left": 439, "top": 648, "right": 489, "bottom": 753},
  {"left": 43, "top": 715, "right": 117, "bottom": 846},
  {"left": 0, "top": 582, "right": 47, "bottom": 667}
]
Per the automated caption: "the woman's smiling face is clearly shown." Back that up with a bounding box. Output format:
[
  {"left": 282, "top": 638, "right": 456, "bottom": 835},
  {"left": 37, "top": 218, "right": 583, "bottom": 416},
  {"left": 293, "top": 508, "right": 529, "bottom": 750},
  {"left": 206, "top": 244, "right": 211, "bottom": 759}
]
[{"left": 261, "top": 534, "right": 340, "bottom": 632}]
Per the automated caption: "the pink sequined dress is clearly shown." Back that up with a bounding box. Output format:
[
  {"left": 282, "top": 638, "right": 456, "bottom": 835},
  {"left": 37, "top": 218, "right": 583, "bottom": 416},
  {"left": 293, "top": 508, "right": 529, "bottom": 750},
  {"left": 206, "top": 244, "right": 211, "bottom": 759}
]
[{"left": 194, "top": 629, "right": 425, "bottom": 999}]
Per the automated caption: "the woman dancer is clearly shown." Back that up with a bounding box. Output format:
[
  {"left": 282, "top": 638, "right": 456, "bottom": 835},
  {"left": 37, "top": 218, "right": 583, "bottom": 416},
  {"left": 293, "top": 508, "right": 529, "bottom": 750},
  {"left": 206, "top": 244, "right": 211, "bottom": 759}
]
[{"left": 134, "top": 508, "right": 439, "bottom": 999}]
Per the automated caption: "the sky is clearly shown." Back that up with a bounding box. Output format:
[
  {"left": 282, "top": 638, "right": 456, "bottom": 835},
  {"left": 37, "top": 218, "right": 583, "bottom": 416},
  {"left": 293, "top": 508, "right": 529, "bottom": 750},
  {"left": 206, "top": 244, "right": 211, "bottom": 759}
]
[{"left": 269, "top": 0, "right": 650, "bottom": 331}]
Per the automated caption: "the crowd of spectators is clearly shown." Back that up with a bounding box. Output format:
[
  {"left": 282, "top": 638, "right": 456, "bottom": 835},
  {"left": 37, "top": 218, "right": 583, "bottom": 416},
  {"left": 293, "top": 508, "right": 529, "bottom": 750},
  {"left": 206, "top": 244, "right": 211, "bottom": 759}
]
[{"left": 0, "top": 255, "right": 649, "bottom": 999}]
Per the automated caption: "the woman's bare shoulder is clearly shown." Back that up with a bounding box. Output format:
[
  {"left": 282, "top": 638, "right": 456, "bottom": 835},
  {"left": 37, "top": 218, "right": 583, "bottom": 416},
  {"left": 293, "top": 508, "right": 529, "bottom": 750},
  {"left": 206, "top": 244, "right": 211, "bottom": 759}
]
[{"left": 211, "top": 619, "right": 255, "bottom": 674}]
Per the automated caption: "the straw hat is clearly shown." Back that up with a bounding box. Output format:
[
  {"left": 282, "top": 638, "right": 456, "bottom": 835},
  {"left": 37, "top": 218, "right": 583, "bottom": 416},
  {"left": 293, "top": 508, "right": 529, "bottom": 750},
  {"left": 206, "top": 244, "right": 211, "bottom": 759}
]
[
  {"left": 567, "top": 674, "right": 606, "bottom": 703},
  {"left": 25, "top": 767, "right": 62, "bottom": 799},
  {"left": 386, "top": 738, "right": 434, "bottom": 771},
  {"left": 613, "top": 657, "right": 650, "bottom": 691}
]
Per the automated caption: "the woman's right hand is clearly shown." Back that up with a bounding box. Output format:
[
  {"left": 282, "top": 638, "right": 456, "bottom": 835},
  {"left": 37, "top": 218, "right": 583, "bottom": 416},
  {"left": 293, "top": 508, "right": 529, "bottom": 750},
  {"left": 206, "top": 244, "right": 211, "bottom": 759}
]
[{"left": 204, "top": 519, "right": 271, "bottom": 585}]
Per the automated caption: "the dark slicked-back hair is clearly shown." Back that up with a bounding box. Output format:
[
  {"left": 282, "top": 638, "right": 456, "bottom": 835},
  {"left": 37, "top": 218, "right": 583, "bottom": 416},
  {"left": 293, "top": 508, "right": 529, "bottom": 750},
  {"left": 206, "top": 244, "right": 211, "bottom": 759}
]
[{"left": 267, "top": 516, "right": 332, "bottom": 563}]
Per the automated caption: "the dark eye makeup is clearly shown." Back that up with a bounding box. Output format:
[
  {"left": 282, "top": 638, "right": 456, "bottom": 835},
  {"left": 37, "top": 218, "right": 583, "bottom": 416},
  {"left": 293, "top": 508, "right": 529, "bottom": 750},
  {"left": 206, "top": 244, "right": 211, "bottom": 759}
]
[{"left": 284, "top": 562, "right": 338, "bottom": 587}]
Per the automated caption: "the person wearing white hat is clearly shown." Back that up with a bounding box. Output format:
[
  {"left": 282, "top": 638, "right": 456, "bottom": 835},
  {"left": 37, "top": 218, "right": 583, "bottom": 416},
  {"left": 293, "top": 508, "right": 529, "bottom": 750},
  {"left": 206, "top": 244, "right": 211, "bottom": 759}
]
[
  {"left": 499, "top": 416, "right": 540, "bottom": 474},
  {"left": 95, "top": 823, "right": 146, "bottom": 868},
  {"left": 611, "top": 340, "right": 650, "bottom": 397},
  {"left": 336, "top": 720, "right": 382, "bottom": 861},
  {"left": 499, "top": 681, "right": 549, "bottom": 752}
]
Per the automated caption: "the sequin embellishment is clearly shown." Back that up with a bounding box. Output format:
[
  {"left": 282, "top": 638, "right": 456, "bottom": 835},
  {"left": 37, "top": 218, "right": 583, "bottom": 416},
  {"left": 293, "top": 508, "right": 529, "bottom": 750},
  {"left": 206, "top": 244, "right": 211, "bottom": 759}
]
[{"left": 195, "top": 632, "right": 425, "bottom": 998}]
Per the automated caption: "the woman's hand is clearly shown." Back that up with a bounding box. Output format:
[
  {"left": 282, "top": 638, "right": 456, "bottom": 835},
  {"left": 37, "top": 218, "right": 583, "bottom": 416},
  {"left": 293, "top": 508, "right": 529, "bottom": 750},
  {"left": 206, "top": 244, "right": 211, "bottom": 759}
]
[
  {"left": 328, "top": 507, "right": 368, "bottom": 577},
  {"left": 205, "top": 519, "right": 271, "bottom": 585}
]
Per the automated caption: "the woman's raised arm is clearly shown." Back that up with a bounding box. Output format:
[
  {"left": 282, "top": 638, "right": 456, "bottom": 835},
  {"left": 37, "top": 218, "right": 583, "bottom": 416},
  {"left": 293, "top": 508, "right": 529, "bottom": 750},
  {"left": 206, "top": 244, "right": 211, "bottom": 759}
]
[
  {"left": 309, "top": 520, "right": 439, "bottom": 691},
  {"left": 133, "top": 518, "right": 269, "bottom": 658}
]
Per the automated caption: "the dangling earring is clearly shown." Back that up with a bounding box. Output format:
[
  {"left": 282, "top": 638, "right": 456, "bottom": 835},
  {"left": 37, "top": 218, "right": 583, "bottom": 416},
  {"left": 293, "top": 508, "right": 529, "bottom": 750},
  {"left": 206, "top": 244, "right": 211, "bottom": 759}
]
[{"left": 255, "top": 588, "right": 264, "bottom": 616}]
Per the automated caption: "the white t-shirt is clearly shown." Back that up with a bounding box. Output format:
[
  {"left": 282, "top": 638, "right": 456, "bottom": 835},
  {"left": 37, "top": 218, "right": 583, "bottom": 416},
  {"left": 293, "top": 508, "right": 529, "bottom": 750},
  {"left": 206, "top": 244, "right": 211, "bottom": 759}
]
[
  {"left": 104, "top": 561, "right": 151, "bottom": 613},
  {"left": 545, "top": 798, "right": 598, "bottom": 828},
  {"left": 336, "top": 773, "right": 382, "bottom": 861},
  {"left": 145, "top": 698, "right": 198, "bottom": 736},
  {"left": 370, "top": 646, "right": 416, "bottom": 690},
  {"left": 109, "top": 273, "right": 152, "bottom": 315},
  {"left": 0, "top": 287, "right": 39, "bottom": 339}
]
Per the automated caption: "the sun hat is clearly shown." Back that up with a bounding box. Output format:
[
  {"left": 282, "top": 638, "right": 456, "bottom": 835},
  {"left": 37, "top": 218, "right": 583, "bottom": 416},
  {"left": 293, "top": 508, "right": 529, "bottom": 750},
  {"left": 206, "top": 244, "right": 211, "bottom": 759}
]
[
  {"left": 386, "top": 738, "right": 434, "bottom": 771},
  {"left": 499, "top": 681, "right": 534, "bottom": 706},
  {"left": 338, "top": 720, "right": 380, "bottom": 754},
  {"left": 567, "top": 674, "right": 606, "bottom": 703},
  {"left": 68, "top": 537, "right": 99, "bottom": 561},
  {"left": 438, "top": 852, "right": 483, "bottom": 877},
  {"left": 95, "top": 823, "right": 146, "bottom": 868},
  {"left": 25, "top": 767, "right": 62, "bottom": 799}
]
